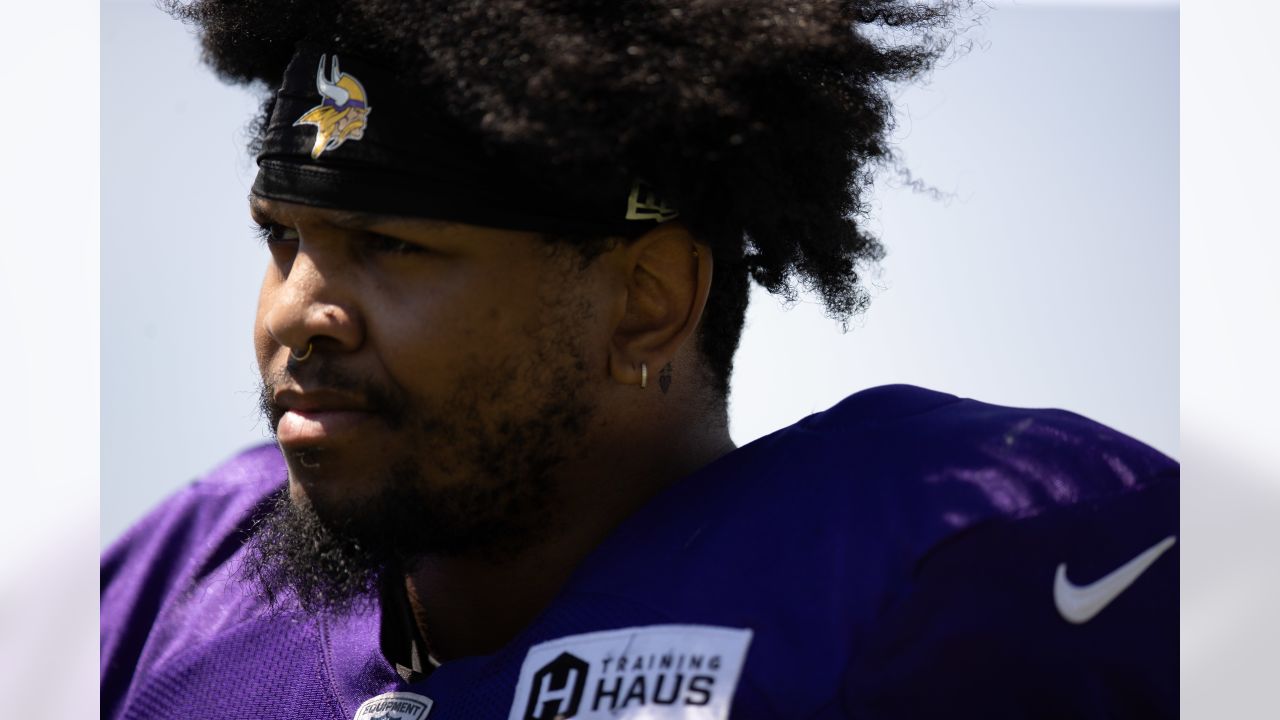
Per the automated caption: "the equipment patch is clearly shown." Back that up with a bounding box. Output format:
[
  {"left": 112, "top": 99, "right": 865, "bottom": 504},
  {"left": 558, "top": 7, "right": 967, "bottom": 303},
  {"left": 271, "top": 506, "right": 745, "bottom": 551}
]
[
  {"left": 508, "top": 625, "right": 752, "bottom": 720},
  {"left": 352, "top": 691, "right": 433, "bottom": 720}
]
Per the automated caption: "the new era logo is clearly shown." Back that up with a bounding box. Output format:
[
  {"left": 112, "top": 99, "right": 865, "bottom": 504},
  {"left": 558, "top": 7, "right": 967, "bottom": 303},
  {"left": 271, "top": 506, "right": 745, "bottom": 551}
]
[{"left": 625, "top": 180, "right": 679, "bottom": 222}]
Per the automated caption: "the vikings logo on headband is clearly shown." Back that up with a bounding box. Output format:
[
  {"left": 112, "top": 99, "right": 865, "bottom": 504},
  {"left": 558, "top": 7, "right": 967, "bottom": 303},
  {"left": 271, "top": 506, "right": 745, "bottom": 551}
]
[{"left": 293, "top": 54, "right": 371, "bottom": 159}]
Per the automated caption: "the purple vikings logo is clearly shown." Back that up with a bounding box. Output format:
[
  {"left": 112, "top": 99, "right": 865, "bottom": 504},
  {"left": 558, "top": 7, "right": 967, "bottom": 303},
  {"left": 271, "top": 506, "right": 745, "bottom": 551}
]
[{"left": 294, "top": 54, "right": 371, "bottom": 159}]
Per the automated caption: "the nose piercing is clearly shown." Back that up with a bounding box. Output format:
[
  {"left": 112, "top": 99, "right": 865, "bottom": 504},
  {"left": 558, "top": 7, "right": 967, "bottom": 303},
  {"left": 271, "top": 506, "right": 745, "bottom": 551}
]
[{"left": 290, "top": 343, "right": 314, "bottom": 362}]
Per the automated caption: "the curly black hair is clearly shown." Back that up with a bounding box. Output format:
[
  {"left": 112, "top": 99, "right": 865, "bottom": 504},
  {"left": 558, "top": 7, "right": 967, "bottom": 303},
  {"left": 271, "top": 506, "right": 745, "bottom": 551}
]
[{"left": 167, "top": 0, "right": 962, "bottom": 399}]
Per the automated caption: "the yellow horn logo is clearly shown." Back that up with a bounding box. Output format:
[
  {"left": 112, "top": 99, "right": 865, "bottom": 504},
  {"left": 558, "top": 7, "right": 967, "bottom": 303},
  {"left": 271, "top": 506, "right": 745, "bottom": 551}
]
[{"left": 293, "top": 54, "right": 372, "bottom": 159}]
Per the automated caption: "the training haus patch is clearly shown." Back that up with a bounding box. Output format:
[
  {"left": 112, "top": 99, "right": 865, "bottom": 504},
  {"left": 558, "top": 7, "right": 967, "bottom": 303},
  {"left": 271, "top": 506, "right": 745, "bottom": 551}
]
[
  {"left": 508, "top": 625, "right": 753, "bottom": 720},
  {"left": 353, "top": 690, "right": 433, "bottom": 720}
]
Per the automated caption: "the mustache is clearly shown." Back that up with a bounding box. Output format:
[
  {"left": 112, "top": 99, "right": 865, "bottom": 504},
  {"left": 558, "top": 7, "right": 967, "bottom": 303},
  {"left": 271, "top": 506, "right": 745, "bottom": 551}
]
[{"left": 258, "top": 360, "right": 412, "bottom": 434}]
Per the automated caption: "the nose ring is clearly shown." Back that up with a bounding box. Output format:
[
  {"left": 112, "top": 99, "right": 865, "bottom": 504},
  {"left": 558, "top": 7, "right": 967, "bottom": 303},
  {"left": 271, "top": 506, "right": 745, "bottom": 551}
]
[{"left": 290, "top": 343, "right": 314, "bottom": 362}]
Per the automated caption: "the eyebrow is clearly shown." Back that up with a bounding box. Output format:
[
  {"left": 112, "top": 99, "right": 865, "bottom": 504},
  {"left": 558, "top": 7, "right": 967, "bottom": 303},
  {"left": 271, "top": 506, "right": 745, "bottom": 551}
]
[{"left": 248, "top": 194, "right": 459, "bottom": 232}]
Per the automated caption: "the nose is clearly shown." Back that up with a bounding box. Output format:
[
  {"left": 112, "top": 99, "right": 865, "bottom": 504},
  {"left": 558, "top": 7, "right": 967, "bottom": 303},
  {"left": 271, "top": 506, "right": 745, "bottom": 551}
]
[{"left": 260, "top": 244, "right": 363, "bottom": 358}]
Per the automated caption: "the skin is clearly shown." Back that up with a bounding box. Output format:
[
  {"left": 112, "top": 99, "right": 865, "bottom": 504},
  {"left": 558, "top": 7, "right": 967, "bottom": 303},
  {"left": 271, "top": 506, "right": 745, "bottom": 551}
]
[{"left": 250, "top": 196, "right": 736, "bottom": 660}]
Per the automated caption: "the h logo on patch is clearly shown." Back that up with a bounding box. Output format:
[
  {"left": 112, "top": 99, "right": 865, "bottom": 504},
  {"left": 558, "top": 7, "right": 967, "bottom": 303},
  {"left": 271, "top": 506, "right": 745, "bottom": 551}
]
[{"left": 524, "top": 652, "right": 590, "bottom": 720}]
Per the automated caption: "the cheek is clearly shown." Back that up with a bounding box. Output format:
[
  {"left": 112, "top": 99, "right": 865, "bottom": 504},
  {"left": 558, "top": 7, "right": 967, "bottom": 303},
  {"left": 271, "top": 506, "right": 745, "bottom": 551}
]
[
  {"left": 370, "top": 272, "right": 550, "bottom": 389},
  {"left": 376, "top": 293, "right": 521, "bottom": 370}
]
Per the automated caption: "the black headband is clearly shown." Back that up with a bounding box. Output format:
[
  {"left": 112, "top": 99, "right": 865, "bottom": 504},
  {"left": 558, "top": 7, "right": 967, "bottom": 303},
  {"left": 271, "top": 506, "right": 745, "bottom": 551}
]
[{"left": 252, "top": 46, "right": 679, "bottom": 236}]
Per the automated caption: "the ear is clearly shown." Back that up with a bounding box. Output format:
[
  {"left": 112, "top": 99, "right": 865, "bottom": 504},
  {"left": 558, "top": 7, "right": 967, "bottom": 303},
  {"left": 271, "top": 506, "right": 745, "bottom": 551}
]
[{"left": 607, "top": 221, "right": 713, "bottom": 388}]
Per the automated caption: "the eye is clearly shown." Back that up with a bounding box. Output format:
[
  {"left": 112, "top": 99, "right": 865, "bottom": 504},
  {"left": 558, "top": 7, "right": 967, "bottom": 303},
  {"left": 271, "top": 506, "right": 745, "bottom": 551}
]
[
  {"left": 253, "top": 221, "right": 299, "bottom": 246},
  {"left": 363, "top": 232, "right": 428, "bottom": 256}
]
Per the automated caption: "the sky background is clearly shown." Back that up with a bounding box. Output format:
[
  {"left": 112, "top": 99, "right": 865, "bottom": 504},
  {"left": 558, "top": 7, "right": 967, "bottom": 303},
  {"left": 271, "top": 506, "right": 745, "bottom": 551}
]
[{"left": 102, "top": 0, "right": 1179, "bottom": 545}]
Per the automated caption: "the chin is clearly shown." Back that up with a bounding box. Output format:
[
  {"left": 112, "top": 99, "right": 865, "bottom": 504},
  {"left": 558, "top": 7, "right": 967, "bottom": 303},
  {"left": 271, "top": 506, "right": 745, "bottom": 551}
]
[{"left": 282, "top": 446, "right": 387, "bottom": 513}]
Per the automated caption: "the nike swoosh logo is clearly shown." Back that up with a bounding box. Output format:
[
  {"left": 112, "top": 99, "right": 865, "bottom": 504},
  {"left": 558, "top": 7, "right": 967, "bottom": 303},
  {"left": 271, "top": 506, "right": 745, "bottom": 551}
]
[{"left": 1054, "top": 535, "right": 1177, "bottom": 624}]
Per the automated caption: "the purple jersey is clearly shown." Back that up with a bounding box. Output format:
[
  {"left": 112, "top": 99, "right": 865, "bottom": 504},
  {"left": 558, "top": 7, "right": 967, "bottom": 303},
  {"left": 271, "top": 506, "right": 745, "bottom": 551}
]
[{"left": 102, "top": 384, "right": 1178, "bottom": 719}]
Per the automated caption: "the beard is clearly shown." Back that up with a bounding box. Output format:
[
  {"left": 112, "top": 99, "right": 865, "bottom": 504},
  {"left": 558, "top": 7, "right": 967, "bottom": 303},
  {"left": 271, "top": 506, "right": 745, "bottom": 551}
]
[{"left": 241, "top": 307, "right": 597, "bottom": 614}]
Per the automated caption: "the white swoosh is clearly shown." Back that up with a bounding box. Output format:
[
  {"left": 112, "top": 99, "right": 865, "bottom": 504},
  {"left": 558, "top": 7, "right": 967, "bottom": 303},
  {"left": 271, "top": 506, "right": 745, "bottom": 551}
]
[{"left": 1054, "top": 535, "right": 1177, "bottom": 624}]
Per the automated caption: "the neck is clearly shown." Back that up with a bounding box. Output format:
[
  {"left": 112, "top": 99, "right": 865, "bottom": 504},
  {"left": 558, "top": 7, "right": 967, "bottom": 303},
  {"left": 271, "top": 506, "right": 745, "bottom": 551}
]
[{"left": 401, "top": 406, "right": 734, "bottom": 661}]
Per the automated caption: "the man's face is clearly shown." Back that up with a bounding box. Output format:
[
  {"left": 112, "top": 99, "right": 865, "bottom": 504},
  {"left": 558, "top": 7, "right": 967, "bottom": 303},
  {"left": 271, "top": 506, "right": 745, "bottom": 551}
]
[{"left": 246, "top": 197, "right": 612, "bottom": 608}]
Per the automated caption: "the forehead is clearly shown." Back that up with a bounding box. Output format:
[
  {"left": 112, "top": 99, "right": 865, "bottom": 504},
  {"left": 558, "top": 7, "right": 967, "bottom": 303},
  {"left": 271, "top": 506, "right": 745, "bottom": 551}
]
[
  {"left": 247, "top": 194, "right": 598, "bottom": 286},
  {"left": 248, "top": 194, "right": 565, "bottom": 257},
  {"left": 249, "top": 195, "right": 458, "bottom": 233}
]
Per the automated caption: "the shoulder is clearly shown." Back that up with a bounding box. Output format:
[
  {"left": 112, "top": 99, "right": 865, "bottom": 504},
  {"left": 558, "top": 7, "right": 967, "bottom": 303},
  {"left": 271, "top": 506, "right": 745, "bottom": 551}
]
[
  {"left": 736, "top": 383, "right": 1176, "bottom": 554},
  {"left": 786, "top": 383, "right": 1175, "bottom": 492},
  {"left": 101, "top": 444, "right": 287, "bottom": 716},
  {"left": 103, "top": 443, "right": 286, "bottom": 583},
  {"left": 739, "top": 386, "right": 1177, "bottom": 715},
  {"left": 786, "top": 387, "right": 1181, "bottom": 716},
  {"left": 588, "top": 383, "right": 1176, "bottom": 580}
]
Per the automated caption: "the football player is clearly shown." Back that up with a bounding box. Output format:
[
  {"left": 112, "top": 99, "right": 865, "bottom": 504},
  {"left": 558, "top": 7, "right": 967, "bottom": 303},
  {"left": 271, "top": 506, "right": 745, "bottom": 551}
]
[{"left": 102, "top": 1, "right": 1177, "bottom": 718}]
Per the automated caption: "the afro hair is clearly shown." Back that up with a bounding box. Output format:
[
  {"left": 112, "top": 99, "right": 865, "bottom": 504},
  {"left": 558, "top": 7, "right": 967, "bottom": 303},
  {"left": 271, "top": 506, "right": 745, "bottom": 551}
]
[{"left": 168, "top": 0, "right": 964, "bottom": 398}]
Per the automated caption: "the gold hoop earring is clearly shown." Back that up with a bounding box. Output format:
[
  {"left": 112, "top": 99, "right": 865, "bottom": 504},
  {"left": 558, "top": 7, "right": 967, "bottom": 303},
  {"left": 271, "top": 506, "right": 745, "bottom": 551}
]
[
  {"left": 640, "top": 362, "right": 648, "bottom": 390},
  {"left": 290, "top": 343, "right": 313, "bottom": 362}
]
